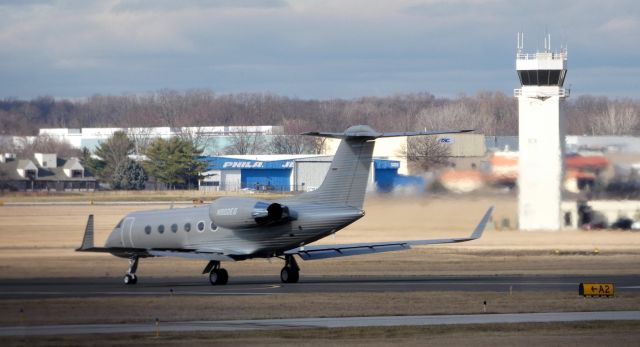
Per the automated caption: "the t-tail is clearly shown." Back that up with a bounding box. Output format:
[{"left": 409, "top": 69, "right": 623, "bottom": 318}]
[{"left": 286, "top": 125, "right": 473, "bottom": 209}]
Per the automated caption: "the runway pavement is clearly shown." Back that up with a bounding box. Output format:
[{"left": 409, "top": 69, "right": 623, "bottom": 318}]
[
  {"left": 1, "top": 274, "right": 639, "bottom": 299},
  {"left": 1, "top": 311, "right": 639, "bottom": 337}
]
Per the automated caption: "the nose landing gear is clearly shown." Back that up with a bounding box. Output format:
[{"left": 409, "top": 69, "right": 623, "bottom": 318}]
[{"left": 123, "top": 256, "right": 139, "bottom": 285}]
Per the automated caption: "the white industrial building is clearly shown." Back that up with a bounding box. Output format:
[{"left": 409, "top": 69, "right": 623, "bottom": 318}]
[{"left": 38, "top": 126, "right": 281, "bottom": 154}]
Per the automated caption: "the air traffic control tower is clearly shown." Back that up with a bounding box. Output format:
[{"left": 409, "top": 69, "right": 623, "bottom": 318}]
[{"left": 515, "top": 33, "right": 569, "bottom": 231}]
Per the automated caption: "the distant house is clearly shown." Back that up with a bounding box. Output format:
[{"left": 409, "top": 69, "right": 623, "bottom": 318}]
[{"left": 0, "top": 153, "right": 96, "bottom": 192}]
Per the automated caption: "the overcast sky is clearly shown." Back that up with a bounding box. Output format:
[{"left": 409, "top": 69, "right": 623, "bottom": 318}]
[{"left": 1, "top": 0, "right": 639, "bottom": 100}]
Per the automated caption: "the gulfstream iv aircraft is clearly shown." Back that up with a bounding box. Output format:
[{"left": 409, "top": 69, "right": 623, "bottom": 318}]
[{"left": 77, "top": 125, "right": 493, "bottom": 285}]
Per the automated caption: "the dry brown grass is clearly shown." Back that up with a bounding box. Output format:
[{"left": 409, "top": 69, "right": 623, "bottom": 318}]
[
  {"left": 2, "top": 321, "right": 640, "bottom": 347},
  {"left": 0, "top": 195, "right": 639, "bottom": 279},
  {"left": 1, "top": 291, "right": 639, "bottom": 326}
]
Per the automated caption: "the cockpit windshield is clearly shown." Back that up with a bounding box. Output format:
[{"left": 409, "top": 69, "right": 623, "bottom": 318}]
[{"left": 115, "top": 218, "right": 124, "bottom": 228}]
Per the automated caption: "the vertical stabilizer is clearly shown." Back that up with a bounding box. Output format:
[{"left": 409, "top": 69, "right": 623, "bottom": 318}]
[
  {"left": 285, "top": 125, "right": 472, "bottom": 209},
  {"left": 310, "top": 137, "right": 374, "bottom": 208},
  {"left": 286, "top": 126, "right": 376, "bottom": 209}
]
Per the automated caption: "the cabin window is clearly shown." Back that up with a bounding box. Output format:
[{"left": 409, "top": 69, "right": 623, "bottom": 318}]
[
  {"left": 210, "top": 221, "right": 218, "bottom": 232},
  {"left": 197, "top": 221, "right": 205, "bottom": 232},
  {"left": 144, "top": 225, "right": 151, "bottom": 235},
  {"left": 171, "top": 224, "right": 178, "bottom": 233},
  {"left": 184, "top": 223, "right": 191, "bottom": 232},
  {"left": 158, "top": 225, "right": 165, "bottom": 234}
]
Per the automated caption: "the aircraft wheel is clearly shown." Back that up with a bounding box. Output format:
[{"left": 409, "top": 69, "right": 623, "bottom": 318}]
[
  {"left": 209, "top": 269, "right": 229, "bottom": 285},
  {"left": 280, "top": 267, "right": 299, "bottom": 283},
  {"left": 124, "top": 274, "right": 137, "bottom": 285}
]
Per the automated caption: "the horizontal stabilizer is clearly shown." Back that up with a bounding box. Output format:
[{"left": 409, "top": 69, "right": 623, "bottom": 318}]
[
  {"left": 302, "top": 128, "right": 473, "bottom": 139},
  {"left": 377, "top": 129, "right": 473, "bottom": 138}
]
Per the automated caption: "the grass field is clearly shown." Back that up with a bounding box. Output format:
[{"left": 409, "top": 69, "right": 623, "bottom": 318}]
[
  {"left": 3, "top": 322, "right": 640, "bottom": 347},
  {"left": 2, "top": 291, "right": 640, "bottom": 326},
  {"left": 0, "top": 195, "right": 639, "bottom": 279}
]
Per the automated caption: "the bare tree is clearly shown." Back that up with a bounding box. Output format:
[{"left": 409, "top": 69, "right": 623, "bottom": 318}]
[
  {"left": 174, "top": 126, "right": 217, "bottom": 155},
  {"left": 3, "top": 89, "right": 640, "bottom": 139},
  {"left": 416, "top": 102, "right": 486, "bottom": 134},
  {"left": 16, "top": 135, "right": 81, "bottom": 158},
  {"left": 224, "top": 129, "right": 266, "bottom": 155},
  {"left": 398, "top": 136, "right": 451, "bottom": 172},
  {"left": 126, "top": 128, "right": 156, "bottom": 155},
  {"left": 156, "top": 89, "right": 188, "bottom": 127},
  {"left": 269, "top": 119, "right": 317, "bottom": 154},
  {"left": 591, "top": 101, "right": 639, "bottom": 135},
  {"left": 565, "top": 95, "right": 608, "bottom": 135}
]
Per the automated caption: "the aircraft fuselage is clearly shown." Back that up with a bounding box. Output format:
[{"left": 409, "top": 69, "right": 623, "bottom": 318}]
[{"left": 105, "top": 197, "right": 365, "bottom": 260}]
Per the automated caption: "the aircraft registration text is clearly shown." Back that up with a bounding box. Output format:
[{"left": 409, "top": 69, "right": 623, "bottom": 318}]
[{"left": 216, "top": 208, "right": 238, "bottom": 216}]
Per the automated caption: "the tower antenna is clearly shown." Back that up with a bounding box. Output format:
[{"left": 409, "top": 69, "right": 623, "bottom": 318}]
[{"left": 517, "top": 32, "right": 524, "bottom": 54}]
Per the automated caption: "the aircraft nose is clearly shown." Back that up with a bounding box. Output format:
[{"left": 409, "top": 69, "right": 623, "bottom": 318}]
[{"left": 105, "top": 228, "right": 122, "bottom": 247}]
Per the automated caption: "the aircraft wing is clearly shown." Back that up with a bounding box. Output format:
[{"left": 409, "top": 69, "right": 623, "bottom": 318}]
[
  {"left": 148, "top": 249, "right": 235, "bottom": 261},
  {"left": 78, "top": 245, "right": 235, "bottom": 261},
  {"left": 285, "top": 206, "right": 493, "bottom": 260}
]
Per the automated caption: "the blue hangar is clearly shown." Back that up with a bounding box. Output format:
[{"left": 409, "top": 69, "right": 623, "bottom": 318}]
[{"left": 198, "top": 155, "right": 424, "bottom": 193}]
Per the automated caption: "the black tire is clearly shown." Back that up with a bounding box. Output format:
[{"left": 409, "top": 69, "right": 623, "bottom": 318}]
[
  {"left": 124, "top": 274, "right": 136, "bottom": 285},
  {"left": 209, "top": 269, "right": 229, "bottom": 285},
  {"left": 289, "top": 269, "right": 299, "bottom": 283},
  {"left": 209, "top": 270, "right": 218, "bottom": 285},
  {"left": 280, "top": 267, "right": 299, "bottom": 283},
  {"left": 217, "top": 269, "right": 229, "bottom": 285}
]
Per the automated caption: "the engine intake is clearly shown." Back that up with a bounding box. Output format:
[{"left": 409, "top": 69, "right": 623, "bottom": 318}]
[{"left": 208, "top": 197, "right": 293, "bottom": 229}]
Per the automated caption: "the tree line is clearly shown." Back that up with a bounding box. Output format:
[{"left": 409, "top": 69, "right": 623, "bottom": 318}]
[
  {"left": 83, "top": 131, "right": 205, "bottom": 190},
  {"left": 2, "top": 89, "right": 639, "bottom": 137}
]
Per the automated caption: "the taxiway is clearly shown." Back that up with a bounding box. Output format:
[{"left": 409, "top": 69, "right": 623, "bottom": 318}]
[{"left": 1, "top": 274, "right": 639, "bottom": 299}]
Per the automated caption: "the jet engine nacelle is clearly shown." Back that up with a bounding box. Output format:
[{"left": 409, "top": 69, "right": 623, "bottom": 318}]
[{"left": 208, "top": 197, "right": 292, "bottom": 229}]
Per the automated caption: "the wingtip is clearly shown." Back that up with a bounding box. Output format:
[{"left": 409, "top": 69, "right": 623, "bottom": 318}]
[
  {"left": 470, "top": 206, "right": 494, "bottom": 239},
  {"left": 77, "top": 214, "right": 95, "bottom": 251}
]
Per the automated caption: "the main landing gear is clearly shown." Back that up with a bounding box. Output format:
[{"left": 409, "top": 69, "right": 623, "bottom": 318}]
[
  {"left": 123, "top": 256, "right": 139, "bottom": 285},
  {"left": 280, "top": 254, "right": 300, "bottom": 283},
  {"left": 203, "top": 261, "right": 228, "bottom": 285}
]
